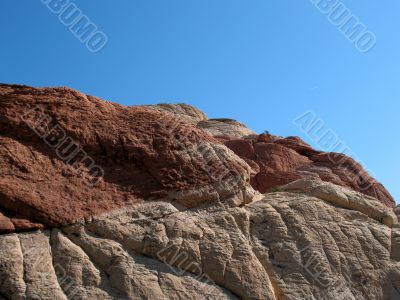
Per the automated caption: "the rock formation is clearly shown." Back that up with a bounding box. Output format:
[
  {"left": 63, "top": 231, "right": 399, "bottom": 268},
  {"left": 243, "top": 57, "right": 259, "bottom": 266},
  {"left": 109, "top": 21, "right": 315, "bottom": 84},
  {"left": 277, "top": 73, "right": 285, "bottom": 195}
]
[
  {"left": 141, "top": 104, "right": 394, "bottom": 208},
  {"left": 222, "top": 135, "right": 395, "bottom": 208},
  {"left": 197, "top": 119, "right": 256, "bottom": 138},
  {"left": 140, "top": 103, "right": 207, "bottom": 124},
  {"left": 0, "top": 84, "right": 398, "bottom": 299},
  {"left": 0, "top": 84, "right": 254, "bottom": 232}
]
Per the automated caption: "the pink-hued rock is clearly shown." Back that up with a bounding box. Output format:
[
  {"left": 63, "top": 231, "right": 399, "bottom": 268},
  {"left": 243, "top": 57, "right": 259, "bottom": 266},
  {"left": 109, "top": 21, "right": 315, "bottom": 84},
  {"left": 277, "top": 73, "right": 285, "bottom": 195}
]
[
  {"left": 0, "top": 211, "right": 14, "bottom": 233},
  {"left": 224, "top": 134, "right": 396, "bottom": 207},
  {"left": 0, "top": 84, "right": 253, "bottom": 232},
  {"left": 0, "top": 210, "right": 44, "bottom": 233},
  {"left": 0, "top": 84, "right": 398, "bottom": 300}
]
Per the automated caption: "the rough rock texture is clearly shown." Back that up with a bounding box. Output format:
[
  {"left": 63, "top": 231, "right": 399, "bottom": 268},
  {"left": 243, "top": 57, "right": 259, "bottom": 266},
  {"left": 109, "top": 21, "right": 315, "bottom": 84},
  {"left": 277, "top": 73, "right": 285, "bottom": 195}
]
[
  {"left": 197, "top": 119, "right": 256, "bottom": 138},
  {"left": 141, "top": 104, "right": 256, "bottom": 139},
  {"left": 0, "top": 84, "right": 255, "bottom": 231},
  {"left": 0, "top": 83, "right": 398, "bottom": 300},
  {"left": 223, "top": 134, "right": 396, "bottom": 207},
  {"left": 0, "top": 179, "right": 398, "bottom": 299},
  {"left": 395, "top": 205, "right": 400, "bottom": 221},
  {"left": 0, "top": 210, "right": 44, "bottom": 234},
  {"left": 140, "top": 103, "right": 207, "bottom": 124},
  {"left": 280, "top": 177, "right": 397, "bottom": 227}
]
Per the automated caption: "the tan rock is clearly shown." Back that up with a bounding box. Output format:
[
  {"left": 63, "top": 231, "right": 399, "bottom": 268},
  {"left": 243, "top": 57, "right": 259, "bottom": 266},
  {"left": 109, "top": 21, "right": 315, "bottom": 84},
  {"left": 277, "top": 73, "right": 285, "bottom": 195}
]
[
  {"left": 280, "top": 177, "right": 398, "bottom": 227},
  {"left": 141, "top": 103, "right": 207, "bottom": 124},
  {"left": 0, "top": 84, "right": 398, "bottom": 299},
  {"left": 1, "top": 182, "right": 400, "bottom": 299},
  {"left": 0, "top": 233, "right": 25, "bottom": 299},
  {"left": 198, "top": 119, "right": 256, "bottom": 138},
  {"left": 391, "top": 225, "right": 400, "bottom": 262},
  {"left": 19, "top": 230, "right": 67, "bottom": 299}
]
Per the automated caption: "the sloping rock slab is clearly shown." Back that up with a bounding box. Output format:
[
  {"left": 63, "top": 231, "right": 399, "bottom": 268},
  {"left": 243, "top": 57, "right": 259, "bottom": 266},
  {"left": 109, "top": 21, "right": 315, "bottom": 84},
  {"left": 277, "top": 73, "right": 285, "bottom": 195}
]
[{"left": 0, "top": 84, "right": 255, "bottom": 231}]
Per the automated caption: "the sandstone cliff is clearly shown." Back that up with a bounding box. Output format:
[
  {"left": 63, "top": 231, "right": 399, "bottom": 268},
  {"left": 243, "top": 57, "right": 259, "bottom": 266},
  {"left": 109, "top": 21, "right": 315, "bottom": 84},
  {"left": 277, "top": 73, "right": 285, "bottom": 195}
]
[{"left": 0, "top": 84, "right": 398, "bottom": 300}]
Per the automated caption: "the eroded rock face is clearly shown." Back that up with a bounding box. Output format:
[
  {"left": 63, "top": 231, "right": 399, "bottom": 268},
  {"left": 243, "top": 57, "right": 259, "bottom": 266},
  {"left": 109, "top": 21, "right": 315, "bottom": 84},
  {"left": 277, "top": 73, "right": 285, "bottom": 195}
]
[
  {"left": 141, "top": 105, "right": 256, "bottom": 139},
  {"left": 280, "top": 177, "right": 397, "bottom": 227},
  {"left": 0, "top": 179, "right": 398, "bottom": 299},
  {"left": 0, "top": 84, "right": 255, "bottom": 231},
  {"left": 0, "top": 84, "right": 398, "bottom": 300},
  {"left": 0, "top": 210, "right": 44, "bottom": 234},
  {"left": 140, "top": 103, "right": 207, "bottom": 124},
  {"left": 223, "top": 134, "right": 396, "bottom": 207},
  {"left": 395, "top": 205, "right": 400, "bottom": 221},
  {"left": 197, "top": 119, "right": 256, "bottom": 138}
]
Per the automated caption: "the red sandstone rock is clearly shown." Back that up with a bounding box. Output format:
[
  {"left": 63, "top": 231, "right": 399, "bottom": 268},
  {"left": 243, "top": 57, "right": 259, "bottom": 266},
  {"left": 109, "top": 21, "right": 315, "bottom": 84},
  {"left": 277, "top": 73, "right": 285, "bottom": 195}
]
[
  {"left": 0, "top": 83, "right": 395, "bottom": 234},
  {"left": 0, "top": 85, "right": 397, "bottom": 299},
  {"left": 0, "top": 209, "right": 44, "bottom": 233},
  {"left": 8, "top": 217, "right": 45, "bottom": 232},
  {"left": 224, "top": 135, "right": 396, "bottom": 207},
  {"left": 0, "top": 84, "right": 251, "bottom": 232},
  {"left": 0, "top": 211, "right": 14, "bottom": 233}
]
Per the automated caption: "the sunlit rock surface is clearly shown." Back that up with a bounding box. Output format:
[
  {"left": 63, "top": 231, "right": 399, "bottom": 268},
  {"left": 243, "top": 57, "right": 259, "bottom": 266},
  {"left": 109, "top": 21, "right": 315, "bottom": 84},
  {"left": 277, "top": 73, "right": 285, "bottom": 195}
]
[{"left": 0, "top": 84, "right": 398, "bottom": 299}]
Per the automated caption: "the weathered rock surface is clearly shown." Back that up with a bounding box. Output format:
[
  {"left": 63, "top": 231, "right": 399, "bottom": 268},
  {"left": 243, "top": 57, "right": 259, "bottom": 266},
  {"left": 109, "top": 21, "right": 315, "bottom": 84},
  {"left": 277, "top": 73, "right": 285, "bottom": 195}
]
[
  {"left": 141, "top": 104, "right": 256, "bottom": 139},
  {"left": 197, "top": 119, "right": 256, "bottom": 138},
  {"left": 395, "top": 205, "right": 400, "bottom": 221},
  {"left": 140, "top": 103, "right": 207, "bottom": 124},
  {"left": 0, "top": 83, "right": 398, "bottom": 300},
  {"left": 0, "top": 84, "right": 255, "bottom": 231},
  {"left": 280, "top": 177, "right": 397, "bottom": 227},
  {"left": 223, "top": 134, "right": 396, "bottom": 207},
  {"left": 0, "top": 210, "right": 44, "bottom": 234},
  {"left": 0, "top": 179, "right": 398, "bottom": 299}
]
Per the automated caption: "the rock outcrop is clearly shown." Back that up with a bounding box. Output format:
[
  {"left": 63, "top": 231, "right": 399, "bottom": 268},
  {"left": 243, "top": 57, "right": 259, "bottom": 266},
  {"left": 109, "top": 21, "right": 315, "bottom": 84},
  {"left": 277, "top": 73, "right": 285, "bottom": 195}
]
[
  {"left": 395, "top": 205, "right": 400, "bottom": 221},
  {"left": 0, "top": 84, "right": 255, "bottom": 232},
  {"left": 140, "top": 103, "right": 207, "bottom": 124},
  {"left": 0, "top": 83, "right": 398, "bottom": 300},
  {"left": 223, "top": 134, "right": 396, "bottom": 208},
  {"left": 0, "top": 178, "right": 398, "bottom": 299},
  {"left": 197, "top": 119, "right": 256, "bottom": 138},
  {"left": 280, "top": 177, "right": 397, "bottom": 227}
]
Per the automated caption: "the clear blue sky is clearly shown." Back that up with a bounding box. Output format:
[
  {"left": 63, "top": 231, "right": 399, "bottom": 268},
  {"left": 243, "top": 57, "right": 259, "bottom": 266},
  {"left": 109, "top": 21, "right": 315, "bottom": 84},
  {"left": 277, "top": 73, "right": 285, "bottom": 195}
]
[{"left": 1, "top": 1, "right": 399, "bottom": 203}]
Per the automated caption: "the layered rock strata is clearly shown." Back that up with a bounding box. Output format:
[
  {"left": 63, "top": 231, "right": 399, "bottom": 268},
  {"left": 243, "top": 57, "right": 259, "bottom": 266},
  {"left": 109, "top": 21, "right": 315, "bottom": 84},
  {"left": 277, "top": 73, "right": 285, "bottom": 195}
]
[{"left": 0, "top": 84, "right": 398, "bottom": 300}]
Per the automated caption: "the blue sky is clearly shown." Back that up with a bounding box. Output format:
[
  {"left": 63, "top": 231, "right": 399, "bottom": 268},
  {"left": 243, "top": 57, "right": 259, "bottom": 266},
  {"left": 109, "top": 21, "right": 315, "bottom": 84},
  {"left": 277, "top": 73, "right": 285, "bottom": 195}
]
[{"left": 1, "top": 1, "right": 399, "bottom": 203}]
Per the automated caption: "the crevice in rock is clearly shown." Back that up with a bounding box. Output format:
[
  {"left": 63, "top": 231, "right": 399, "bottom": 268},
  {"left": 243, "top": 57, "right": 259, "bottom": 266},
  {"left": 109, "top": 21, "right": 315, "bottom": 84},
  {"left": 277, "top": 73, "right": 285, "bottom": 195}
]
[
  {"left": 251, "top": 245, "right": 284, "bottom": 300},
  {"left": 58, "top": 227, "right": 125, "bottom": 299},
  {"left": 49, "top": 230, "right": 78, "bottom": 300},
  {"left": 17, "top": 234, "right": 27, "bottom": 299},
  {"left": 81, "top": 221, "right": 241, "bottom": 299}
]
